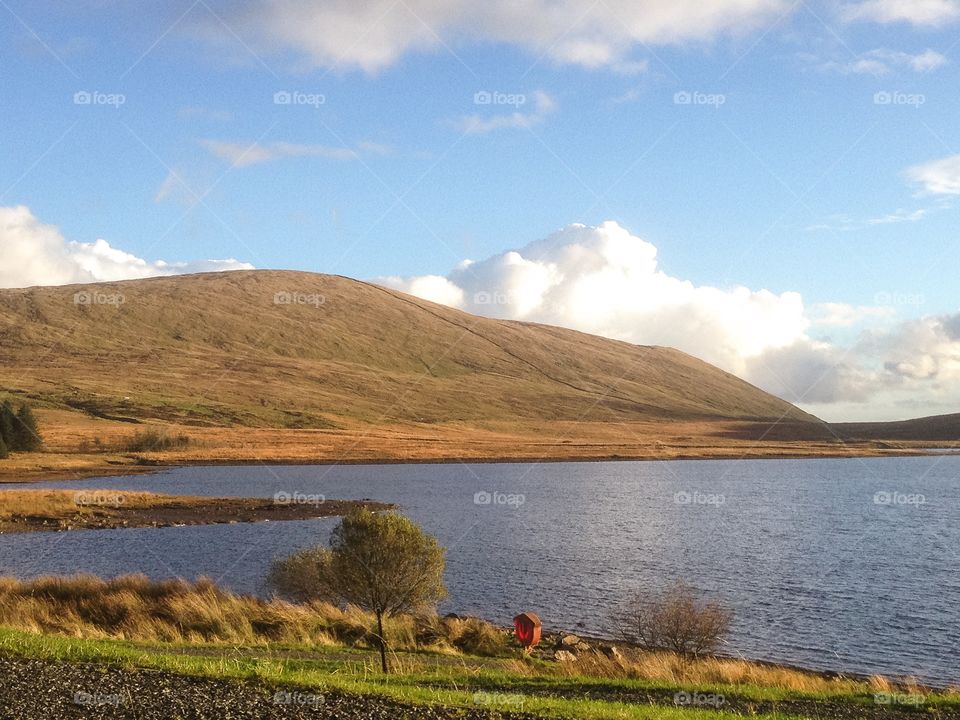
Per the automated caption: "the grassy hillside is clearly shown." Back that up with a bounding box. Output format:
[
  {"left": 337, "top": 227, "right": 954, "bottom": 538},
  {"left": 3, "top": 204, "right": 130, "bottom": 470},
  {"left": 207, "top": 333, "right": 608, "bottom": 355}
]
[
  {"left": 0, "top": 270, "right": 817, "bottom": 431},
  {"left": 835, "top": 413, "right": 960, "bottom": 442}
]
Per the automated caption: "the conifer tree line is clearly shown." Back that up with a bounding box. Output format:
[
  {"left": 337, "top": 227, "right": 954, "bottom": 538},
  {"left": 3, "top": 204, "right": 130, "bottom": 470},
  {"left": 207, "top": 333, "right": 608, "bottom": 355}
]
[{"left": 0, "top": 400, "right": 41, "bottom": 458}]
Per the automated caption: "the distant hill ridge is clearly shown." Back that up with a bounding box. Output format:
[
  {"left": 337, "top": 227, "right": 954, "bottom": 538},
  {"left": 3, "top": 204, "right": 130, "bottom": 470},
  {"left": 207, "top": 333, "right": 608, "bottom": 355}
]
[{"left": 0, "top": 270, "right": 822, "bottom": 429}]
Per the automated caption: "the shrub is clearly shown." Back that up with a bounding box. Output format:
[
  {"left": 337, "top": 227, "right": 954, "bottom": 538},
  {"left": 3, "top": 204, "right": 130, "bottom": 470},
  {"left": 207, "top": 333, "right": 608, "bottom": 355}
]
[
  {"left": 121, "top": 430, "right": 191, "bottom": 452},
  {"left": 446, "top": 616, "right": 509, "bottom": 656},
  {"left": 0, "top": 403, "right": 13, "bottom": 452},
  {"left": 613, "top": 580, "right": 734, "bottom": 658},
  {"left": 12, "top": 404, "right": 41, "bottom": 451},
  {"left": 0, "top": 400, "right": 42, "bottom": 453},
  {"left": 77, "top": 437, "right": 105, "bottom": 454},
  {"left": 269, "top": 508, "right": 446, "bottom": 672},
  {"left": 266, "top": 546, "right": 329, "bottom": 603}
]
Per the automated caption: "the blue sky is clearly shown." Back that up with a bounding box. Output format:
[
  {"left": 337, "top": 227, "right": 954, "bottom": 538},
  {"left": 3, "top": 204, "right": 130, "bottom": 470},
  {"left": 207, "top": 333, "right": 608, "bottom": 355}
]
[{"left": 3, "top": 0, "right": 960, "bottom": 421}]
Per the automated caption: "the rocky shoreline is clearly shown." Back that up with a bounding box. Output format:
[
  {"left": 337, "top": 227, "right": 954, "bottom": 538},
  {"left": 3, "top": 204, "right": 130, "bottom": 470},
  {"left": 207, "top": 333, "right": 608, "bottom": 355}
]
[{"left": 0, "top": 493, "right": 392, "bottom": 534}]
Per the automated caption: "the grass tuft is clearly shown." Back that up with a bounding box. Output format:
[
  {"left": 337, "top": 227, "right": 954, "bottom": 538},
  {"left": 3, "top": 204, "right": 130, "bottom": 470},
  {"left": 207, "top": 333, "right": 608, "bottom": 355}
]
[{"left": 120, "top": 430, "right": 192, "bottom": 452}]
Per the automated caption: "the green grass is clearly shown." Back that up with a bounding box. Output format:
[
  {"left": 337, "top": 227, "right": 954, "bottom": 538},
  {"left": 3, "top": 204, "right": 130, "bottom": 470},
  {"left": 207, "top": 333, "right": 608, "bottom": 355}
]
[
  {"left": 0, "top": 628, "right": 755, "bottom": 719},
  {"left": 1, "top": 627, "right": 954, "bottom": 719}
]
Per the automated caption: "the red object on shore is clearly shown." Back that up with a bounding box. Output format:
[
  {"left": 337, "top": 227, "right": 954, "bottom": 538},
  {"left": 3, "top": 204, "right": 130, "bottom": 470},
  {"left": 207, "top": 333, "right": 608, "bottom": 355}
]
[{"left": 513, "top": 612, "right": 542, "bottom": 650}]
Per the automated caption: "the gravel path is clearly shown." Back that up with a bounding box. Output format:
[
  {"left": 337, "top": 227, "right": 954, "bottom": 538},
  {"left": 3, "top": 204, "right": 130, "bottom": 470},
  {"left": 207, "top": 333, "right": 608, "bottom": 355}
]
[
  {"left": 0, "top": 655, "right": 534, "bottom": 720},
  {"left": 2, "top": 653, "right": 956, "bottom": 719}
]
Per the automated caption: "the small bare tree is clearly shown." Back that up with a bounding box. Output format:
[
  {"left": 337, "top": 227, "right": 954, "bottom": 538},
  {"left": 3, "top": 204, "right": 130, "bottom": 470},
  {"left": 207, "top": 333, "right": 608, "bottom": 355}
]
[
  {"left": 269, "top": 508, "right": 446, "bottom": 673},
  {"left": 614, "top": 580, "right": 733, "bottom": 658}
]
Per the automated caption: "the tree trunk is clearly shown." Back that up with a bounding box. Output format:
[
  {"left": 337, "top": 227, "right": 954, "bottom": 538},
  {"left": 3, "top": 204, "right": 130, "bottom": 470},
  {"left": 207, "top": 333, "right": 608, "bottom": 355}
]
[{"left": 376, "top": 609, "right": 388, "bottom": 673}]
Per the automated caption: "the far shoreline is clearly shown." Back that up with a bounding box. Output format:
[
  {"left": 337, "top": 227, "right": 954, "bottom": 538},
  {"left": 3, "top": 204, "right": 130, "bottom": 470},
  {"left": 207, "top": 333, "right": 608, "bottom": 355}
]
[{"left": 1, "top": 443, "right": 955, "bottom": 484}]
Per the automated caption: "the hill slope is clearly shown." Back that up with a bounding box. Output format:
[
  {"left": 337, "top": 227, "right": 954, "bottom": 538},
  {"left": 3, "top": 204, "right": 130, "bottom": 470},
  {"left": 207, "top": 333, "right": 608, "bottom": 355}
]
[
  {"left": 834, "top": 414, "right": 960, "bottom": 442},
  {"left": 0, "top": 270, "right": 818, "bottom": 430}
]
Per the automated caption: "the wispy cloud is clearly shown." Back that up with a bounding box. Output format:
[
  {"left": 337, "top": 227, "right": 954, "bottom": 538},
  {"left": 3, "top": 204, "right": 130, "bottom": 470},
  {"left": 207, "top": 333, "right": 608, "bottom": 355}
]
[
  {"left": 356, "top": 140, "right": 393, "bottom": 156},
  {"left": 867, "top": 208, "right": 928, "bottom": 224},
  {"left": 806, "top": 207, "right": 928, "bottom": 231},
  {"left": 841, "top": 0, "right": 960, "bottom": 26},
  {"left": 455, "top": 91, "right": 556, "bottom": 135},
  {"left": 810, "top": 302, "right": 896, "bottom": 327},
  {"left": 819, "top": 48, "right": 947, "bottom": 75},
  {"left": 200, "top": 139, "right": 388, "bottom": 167}
]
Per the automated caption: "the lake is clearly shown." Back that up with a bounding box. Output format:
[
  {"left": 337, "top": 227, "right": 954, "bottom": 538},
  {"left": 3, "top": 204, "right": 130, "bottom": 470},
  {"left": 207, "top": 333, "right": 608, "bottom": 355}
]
[{"left": 1, "top": 456, "right": 957, "bottom": 686}]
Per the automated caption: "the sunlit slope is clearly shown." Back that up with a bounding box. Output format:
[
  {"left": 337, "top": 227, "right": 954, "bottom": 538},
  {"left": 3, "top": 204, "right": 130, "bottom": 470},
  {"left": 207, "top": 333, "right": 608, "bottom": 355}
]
[{"left": 0, "top": 270, "right": 821, "bottom": 429}]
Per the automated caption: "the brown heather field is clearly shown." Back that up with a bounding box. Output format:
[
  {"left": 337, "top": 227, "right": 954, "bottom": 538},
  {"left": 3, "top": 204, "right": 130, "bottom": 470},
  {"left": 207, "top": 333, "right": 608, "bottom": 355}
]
[{"left": 0, "top": 407, "right": 920, "bottom": 483}]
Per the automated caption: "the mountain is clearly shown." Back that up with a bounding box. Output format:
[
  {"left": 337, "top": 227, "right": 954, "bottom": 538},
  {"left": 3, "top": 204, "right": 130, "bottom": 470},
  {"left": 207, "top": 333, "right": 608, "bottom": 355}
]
[
  {"left": 0, "top": 270, "right": 819, "bottom": 432},
  {"left": 834, "top": 414, "right": 960, "bottom": 442}
]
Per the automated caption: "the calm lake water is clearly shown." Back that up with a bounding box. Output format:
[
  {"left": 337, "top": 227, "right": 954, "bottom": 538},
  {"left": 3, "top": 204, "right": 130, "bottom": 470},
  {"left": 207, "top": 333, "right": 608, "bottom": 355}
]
[{"left": 2, "top": 457, "right": 958, "bottom": 686}]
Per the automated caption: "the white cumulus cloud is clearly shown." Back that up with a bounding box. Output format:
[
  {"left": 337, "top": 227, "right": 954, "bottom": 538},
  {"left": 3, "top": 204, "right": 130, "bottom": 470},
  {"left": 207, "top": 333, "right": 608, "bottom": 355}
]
[
  {"left": 377, "top": 221, "right": 960, "bottom": 421},
  {"left": 907, "top": 153, "right": 960, "bottom": 195},
  {"left": 810, "top": 303, "right": 896, "bottom": 327},
  {"left": 216, "top": 0, "right": 794, "bottom": 73},
  {"left": 0, "top": 205, "right": 252, "bottom": 289},
  {"left": 379, "top": 221, "right": 810, "bottom": 379},
  {"left": 456, "top": 91, "right": 557, "bottom": 135}
]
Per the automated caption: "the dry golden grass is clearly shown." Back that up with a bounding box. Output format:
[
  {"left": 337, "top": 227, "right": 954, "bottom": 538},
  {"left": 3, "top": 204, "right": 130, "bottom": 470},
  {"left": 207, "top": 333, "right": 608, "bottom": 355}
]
[
  {"left": 1, "top": 574, "right": 954, "bottom": 700},
  {"left": 554, "top": 647, "right": 880, "bottom": 694},
  {"left": 0, "top": 489, "right": 158, "bottom": 519},
  {"left": 0, "top": 574, "right": 512, "bottom": 655},
  {"left": 0, "top": 408, "right": 916, "bottom": 483}
]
